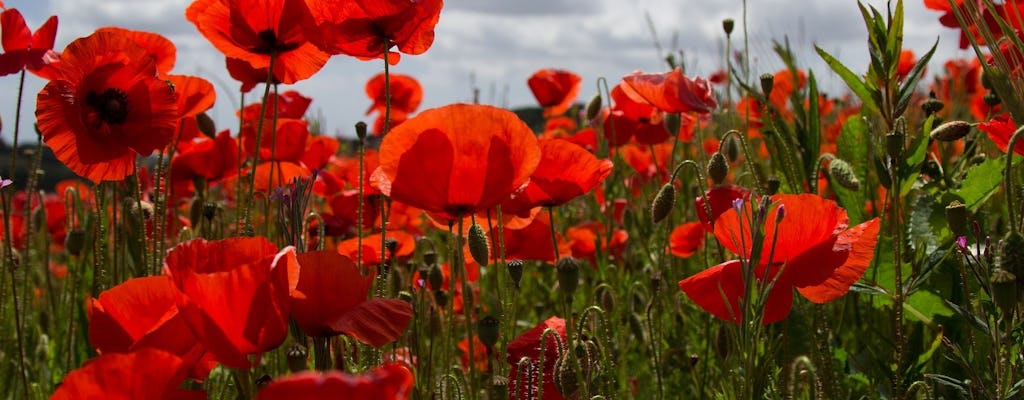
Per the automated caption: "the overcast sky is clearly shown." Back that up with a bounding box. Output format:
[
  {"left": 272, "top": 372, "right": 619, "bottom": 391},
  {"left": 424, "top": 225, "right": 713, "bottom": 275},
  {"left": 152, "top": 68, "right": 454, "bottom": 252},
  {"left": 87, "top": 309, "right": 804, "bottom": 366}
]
[{"left": 1, "top": 0, "right": 967, "bottom": 142}]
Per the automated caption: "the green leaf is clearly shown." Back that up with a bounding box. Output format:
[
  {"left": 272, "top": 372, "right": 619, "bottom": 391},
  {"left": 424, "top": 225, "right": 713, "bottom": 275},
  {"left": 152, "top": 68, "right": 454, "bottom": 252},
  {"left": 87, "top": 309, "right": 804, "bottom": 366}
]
[
  {"left": 803, "top": 71, "right": 821, "bottom": 179},
  {"left": 908, "top": 192, "right": 938, "bottom": 254},
  {"left": 899, "top": 115, "right": 933, "bottom": 196},
  {"left": 909, "top": 327, "right": 943, "bottom": 375},
  {"left": 835, "top": 117, "right": 868, "bottom": 224},
  {"left": 895, "top": 39, "right": 938, "bottom": 117},
  {"left": 954, "top": 157, "right": 1003, "bottom": 211},
  {"left": 816, "top": 46, "right": 880, "bottom": 116},
  {"left": 886, "top": 0, "right": 905, "bottom": 75},
  {"left": 904, "top": 290, "right": 953, "bottom": 323}
]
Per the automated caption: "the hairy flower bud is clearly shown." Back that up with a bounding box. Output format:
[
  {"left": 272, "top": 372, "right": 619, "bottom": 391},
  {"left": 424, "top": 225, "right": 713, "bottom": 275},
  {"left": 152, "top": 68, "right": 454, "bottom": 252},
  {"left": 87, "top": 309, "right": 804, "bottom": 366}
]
[
  {"left": 651, "top": 183, "right": 676, "bottom": 223},
  {"left": 468, "top": 223, "right": 490, "bottom": 266},
  {"left": 707, "top": 152, "right": 729, "bottom": 185},
  {"left": 507, "top": 259, "right": 524, "bottom": 289},
  {"left": 477, "top": 316, "right": 500, "bottom": 349},
  {"left": 930, "top": 120, "right": 972, "bottom": 142},
  {"left": 828, "top": 158, "right": 861, "bottom": 191},
  {"left": 585, "top": 94, "right": 602, "bottom": 121},
  {"left": 663, "top": 112, "right": 681, "bottom": 136},
  {"left": 556, "top": 257, "right": 581, "bottom": 297},
  {"left": 945, "top": 200, "right": 968, "bottom": 238}
]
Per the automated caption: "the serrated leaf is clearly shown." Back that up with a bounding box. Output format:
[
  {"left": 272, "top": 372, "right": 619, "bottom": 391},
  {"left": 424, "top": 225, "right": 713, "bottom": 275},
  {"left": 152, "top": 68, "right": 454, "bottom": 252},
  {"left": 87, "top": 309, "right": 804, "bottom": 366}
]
[
  {"left": 954, "top": 157, "right": 1003, "bottom": 211},
  {"left": 816, "top": 46, "right": 880, "bottom": 116}
]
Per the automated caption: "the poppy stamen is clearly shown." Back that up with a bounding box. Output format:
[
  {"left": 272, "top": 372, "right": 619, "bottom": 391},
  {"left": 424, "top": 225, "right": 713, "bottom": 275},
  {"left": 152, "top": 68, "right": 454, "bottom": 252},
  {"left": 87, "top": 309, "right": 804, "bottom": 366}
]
[
  {"left": 254, "top": 29, "right": 299, "bottom": 54},
  {"left": 86, "top": 88, "right": 130, "bottom": 125}
]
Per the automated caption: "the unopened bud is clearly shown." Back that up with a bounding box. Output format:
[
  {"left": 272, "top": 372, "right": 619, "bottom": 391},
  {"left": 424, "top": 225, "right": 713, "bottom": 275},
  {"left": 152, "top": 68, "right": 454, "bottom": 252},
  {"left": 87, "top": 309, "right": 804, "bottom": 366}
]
[
  {"left": 984, "top": 92, "right": 1000, "bottom": 107},
  {"left": 663, "top": 113, "right": 681, "bottom": 136},
  {"left": 707, "top": 152, "right": 729, "bottom": 185},
  {"left": 433, "top": 289, "right": 448, "bottom": 308},
  {"left": 65, "top": 229, "right": 86, "bottom": 257},
  {"left": 766, "top": 176, "right": 781, "bottom": 195},
  {"left": 990, "top": 268, "right": 1017, "bottom": 317},
  {"left": 722, "top": 137, "right": 740, "bottom": 163},
  {"left": 759, "top": 73, "right": 774, "bottom": 99},
  {"left": 196, "top": 112, "right": 216, "bottom": 138},
  {"left": 507, "top": 259, "right": 524, "bottom": 289},
  {"left": 556, "top": 257, "right": 580, "bottom": 297},
  {"left": 945, "top": 200, "right": 968, "bottom": 238},
  {"left": 828, "top": 158, "right": 861, "bottom": 191},
  {"left": 585, "top": 94, "right": 602, "bottom": 121},
  {"left": 651, "top": 183, "right": 676, "bottom": 223},
  {"left": 886, "top": 131, "right": 905, "bottom": 160},
  {"left": 428, "top": 264, "right": 444, "bottom": 291},
  {"left": 999, "top": 231, "right": 1024, "bottom": 278},
  {"left": 477, "top": 316, "right": 500, "bottom": 349},
  {"left": 355, "top": 121, "right": 368, "bottom": 140},
  {"left": 467, "top": 223, "right": 490, "bottom": 266},
  {"left": 930, "top": 120, "right": 972, "bottom": 142}
]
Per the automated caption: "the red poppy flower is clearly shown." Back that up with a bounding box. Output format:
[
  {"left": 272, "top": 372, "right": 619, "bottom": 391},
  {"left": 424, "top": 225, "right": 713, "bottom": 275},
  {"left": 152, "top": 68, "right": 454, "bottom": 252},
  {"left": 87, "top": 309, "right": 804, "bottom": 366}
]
[
  {"left": 95, "top": 27, "right": 176, "bottom": 76},
  {"left": 288, "top": 250, "right": 412, "bottom": 344},
  {"left": 239, "top": 90, "right": 312, "bottom": 120},
  {"left": 36, "top": 31, "right": 178, "bottom": 183},
  {"left": 366, "top": 72, "right": 422, "bottom": 115},
  {"left": 50, "top": 349, "right": 198, "bottom": 400},
  {"left": 0, "top": 8, "right": 58, "bottom": 78},
  {"left": 566, "top": 221, "right": 628, "bottom": 264},
  {"left": 171, "top": 130, "right": 239, "bottom": 196},
  {"left": 678, "top": 194, "right": 881, "bottom": 324},
  {"left": 979, "top": 113, "right": 1024, "bottom": 155},
  {"left": 163, "top": 237, "right": 293, "bottom": 369},
  {"left": 668, "top": 221, "right": 704, "bottom": 259},
  {"left": 896, "top": 49, "right": 919, "bottom": 81},
  {"left": 507, "top": 316, "right": 567, "bottom": 400},
  {"left": 528, "top": 68, "right": 582, "bottom": 117},
  {"left": 694, "top": 184, "right": 752, "bottom": 232},
  {"left": 240, "top": 117, "right": 313, "bottom": 190},
  {"left": 502, "top": 139, "right": 613, "bottom": 215},
  {"left": 255, "top": 364, "right": 414, "bottom": 400},
  {"left": 609, "top": 84, "right": 673, "bottom": 145},
  {"left": 373, "top": 104, "right": 541, "bottom": 222},
  {"left": 168, "top": 75, "right": 216, "bottom": 119},
  {"left": 336, "top": 230, "right": 416, "bottom": 267},
  {"left": 186, "top": 0, "right": 328, "bottom": 84},
  {"left": 87, "top": 276, "right": 217, "bottom": 380},
  {"left": 620, "top": 68, "right": 717, "bottom": 114},
  {"left": 306, "top": 0, "right": 443, "bottom": 64}
]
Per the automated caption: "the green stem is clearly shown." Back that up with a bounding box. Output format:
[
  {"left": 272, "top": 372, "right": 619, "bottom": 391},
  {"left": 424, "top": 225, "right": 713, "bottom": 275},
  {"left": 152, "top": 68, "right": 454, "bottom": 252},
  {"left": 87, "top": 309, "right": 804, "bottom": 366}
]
[
  {"left": 1003, "top": 126, "right": 1024, "bottom": 233},
  {"left": 719, "top": 129, "right": 765, "bottom": 193},
  {"left": 240, "top": 51, "right": 276, "bottom": 233}
]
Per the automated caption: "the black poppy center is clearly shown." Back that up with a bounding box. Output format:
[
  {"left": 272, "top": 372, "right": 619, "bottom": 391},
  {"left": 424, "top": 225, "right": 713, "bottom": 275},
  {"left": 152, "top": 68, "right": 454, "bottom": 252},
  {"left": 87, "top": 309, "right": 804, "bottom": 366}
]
[
  {"left": 253, "top": 29, "right": 299, "bottom": 54},
  {"left": 87, "top": 88, "right": 130, "bottom": 125}
]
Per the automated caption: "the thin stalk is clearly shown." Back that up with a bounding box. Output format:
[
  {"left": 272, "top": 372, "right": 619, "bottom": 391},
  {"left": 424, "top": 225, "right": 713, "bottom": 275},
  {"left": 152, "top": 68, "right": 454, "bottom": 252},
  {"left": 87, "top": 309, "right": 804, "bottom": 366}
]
[
  {"left": 240, "top": 52, "right": 277, "bottom": 232},
  {"left": 1, "top": 189, "right": 29, "bottom": 399},
  {"left": 889, "top": 159, "right": 905, "bottom": 398},
  {"left": 455, "top": 216, "right": 478, "bottom": 397},
  {"left": 1003, "top": 126, "right": 1024, "bottom": 233},
  {"left": 8, "top": 69, "right": 25, "bottom": 179}
]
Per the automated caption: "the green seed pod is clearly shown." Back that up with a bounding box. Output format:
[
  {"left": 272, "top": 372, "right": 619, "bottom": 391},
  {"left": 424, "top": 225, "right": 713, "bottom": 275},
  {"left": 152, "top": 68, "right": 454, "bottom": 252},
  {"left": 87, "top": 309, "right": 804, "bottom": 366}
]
[
  {"left": 286, "top": 342, "right": 308, "bottom": 372},
  {"left": 707, "top": 152, "right": 730, "bottom": 185},
  {"left": 929, "top": 120, "right": 972, "bottom": 142},
  {"left": 507, "top": 259, "right": 524, "bottom": 289},
  {"left": 945, "top": 200, "right": 969, "bottom": 238},
  {"left": 355, "top": 121, "right": 368, "bottom": 140},
  {"left": 468, "top": 223, "right": 490, "bottom": 266},
  {"left": 722, "top": 19, "right": 735, "bottom": 35},
  {"left": 556, "top": 257, "right": 581, "bottom": 297},
  {"left": 663, "top": 112, "right": 681, "bottom": 136},
  {"left": 759, "top": 73, "right": 774, "bottom": 99},
  {"left": 828, "top": 158, "right": 861, "bottom": 191},
  {"left": 990, "top": 268, "right": 1017, "bottom": 317},
  {"left": 196, "top": 112, "right": 216, "bottom": 138},
  {"left": 65, "top": 229, "right": 86, "bottom": 257},
  {"left": 651, "top": 183, "right": 676, "bottom": 223},
  {"left": 585, "top": 94, "right": 602, "bottom": 121},
  {"left": 477, "top": 316, "right": 500, "bottom": 349}
]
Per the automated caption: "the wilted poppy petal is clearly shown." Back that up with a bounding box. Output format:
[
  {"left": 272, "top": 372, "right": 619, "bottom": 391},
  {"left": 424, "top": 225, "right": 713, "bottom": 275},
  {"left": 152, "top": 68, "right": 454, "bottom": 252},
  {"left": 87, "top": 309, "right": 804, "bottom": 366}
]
[{"left": 255, "top": 364, "right": 413, "bottom": 400}]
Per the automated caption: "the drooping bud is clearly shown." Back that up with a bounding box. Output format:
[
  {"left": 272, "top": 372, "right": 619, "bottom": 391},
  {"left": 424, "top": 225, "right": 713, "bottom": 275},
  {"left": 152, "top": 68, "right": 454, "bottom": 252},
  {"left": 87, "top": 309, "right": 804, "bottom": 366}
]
[
  {"left": 554, "top": 350, "right": 579, "bottom": 398},
  {"left": 930, "top": 120, "right": 972, "bottom": 142},
  {"left": 556, "top": 257, "right": 581, "bottom": 297},
  {"left": 828, "top": 158, "right": 861, "bottom": 191},
  {"left": 355, "top": 121, "right": 368, "bottom": 141},
  {"left": 945, "top": 200, "right": 969, "bottom": 238},
  {"left": 663, "top": 113, "right": 681, "bottom": 136},
  {"left": 989, "top": 268, "right": 1017, "bottom": 317},
  {"left": 707, "top": 152, "right": 729, "bottom": 185},
  {"left": 722, "top": 136, "right": 740, "bottom": 163},
  {"left": 477, "top": 316, "right": 500, "bottom": 349},
  {"left": 507, "top": 259, "right": 524, "bottom": 289},
  {"left": 196, "top": 112, "right": 216, "bottom": 138},
  {"left": 65, "top": 229, "right": 86, "bottom": 257},
  {"left": 468, "top": 223, "right": 490, "bottom": 266},
  {"left": 759, "top": 73, "right": 774, "bottom": 99},
  {"left": 722, "top": 19, "right": 735, "bottom": 35},
  {"left": 651, "top": 183, "right": 676, "bottom": 223},
  {"left": 585, "top": 94, "right": 602, "bottom": 121}
]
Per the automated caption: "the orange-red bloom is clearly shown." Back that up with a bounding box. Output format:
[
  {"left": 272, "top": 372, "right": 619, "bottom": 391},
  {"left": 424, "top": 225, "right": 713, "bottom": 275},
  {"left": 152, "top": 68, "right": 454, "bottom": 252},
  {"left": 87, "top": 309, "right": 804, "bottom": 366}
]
[
  {"left": 374, "top": 104, "right": 541, "bottom": 222},
  {"left": 186, "top": 0, "right": 328, "bottom": 84},
  {"left": 306, "top": 0, "right": 443, "bottom": 64},
  {"left": 50, "top": 349, "right": 199, "bottom": 400},
  {"left": 95, "top": 27, "right": 176, "bottom": 76},
  {"left": 668, "top": 221, "right": 704, "bottom": 259},
  {"left": 255, "top": 364, "right": 414, "bottom": 400},
  {"left": 0, "top": 8, "right": 58, "bottom": 78},
  {"left": 679, "top": 194, "right": 880, "bottom": 324},
  {"left": 528, "top": 68, "right": 582, "bottom": 117},
  {"left": 288, "top": 250, "right": 412, "bottom": 344},
  {"left": 503, "top": 138, "right": 612, "bottom": 215},
  {"left": 621, "top": 68, "right": 717, "bottom": 114},
  {"left": 163, "top": 237, "right": 293, "bottom": 369},
  {"left": 36, "top": 31, "right": 178, "bottom": 183},
  {"left": 507, "top": 316, "right": 567, "bottom": 400},
  {"left": 979, "top": 113, "right": 1023, "bottom": 155},
  {"left": 366, "top": 72, "right": 422, "bottom": 115}
]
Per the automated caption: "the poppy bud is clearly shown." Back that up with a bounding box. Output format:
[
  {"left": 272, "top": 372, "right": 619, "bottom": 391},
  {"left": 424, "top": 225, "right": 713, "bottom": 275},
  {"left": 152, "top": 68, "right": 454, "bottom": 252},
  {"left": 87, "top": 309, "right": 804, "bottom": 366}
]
[
  {"left": 663, "top": 112, "right": 681, "bottom": 136},
  {"left": 981, "top": 70, "right": 993, "bottom": 90},
  {"left": 241, "top": 223, "right": 256, "bottom": 237},
  {"left": 286, "top": 343, "right": 308, "bottom": 372},
  {"left": 722, "top": 137, "right": 740, "bottom": 163},
  {"left": 945, "top": 200, "right": 969, "bottom": 238},
  {"left": 707, "top": 152, "right": 729, "bottom": 185},
  {"left": 556, "top": 257, "right": 580, "bottom": 297},
  {"left": 886, "top": 131, "right": 905, "bottom": 160},
  {"left": 597, "top": 286, "right": 615, "bottom": 313},
  {"left": 507, "top": 259, "right": 524, "bottom": 289},
  {"left": 203, "top": 202, "right": 217, "bottom": 221},
  {"left": 196, "top": 112, "right": 216, "bottom": 138},
  {"left": 759, "top": 73, "right": 774, "bottom": 99},
  {"left": 999, "top": 231, "right": 1024, "bottom": 278},
  {"left": 468, "top": 223, "right": 490, "bottom": 266},
  {"left": 990, "top": 268, "right": 1017, "bottom": 317},
  {"left": 554, "top": 351, "right": 579, "bottom": 398},
  {"left": 651, "top": 183, "right": 676, "bottom": 223},
  {"left": 398, "top": 290, "right": 414, "bottom": 303},
  {"left": 65, "top": 229, "right": 86, "bottom": 257},
  {"left": 766, "top": 176, "right": 781, "bottom": 195},
  {"left": 722, "top": 19, "right": 735, "bottom": 35},
  {"left": 433, "top": 289, "right": 448, "bottom": 308},
  {"left": 828, "top": 158, "right": 861, "bottom": 191},
  {"left": 930, "top": 120, "right": 972, "bottom": 142},
  {"left": 355, "top": 121, "right": 368, "bottom": 140},
  {"left": 585, "top": 94, "right": 602, "bottom": 121},
  {"left": 477, "top": 315, "right": 500, "bottom": 349},
  {"left": 775, "top": 204, "right": 786, "bottom": 224},
  {"left": 384, "top": 237, "right": 399, "bottom": 257},
  {"left": 427, "top": 264, "right": 444, "bottom": 291},
  {"left": 984, "top": 92, "right": 1000, "bottom": 107},
  {"left": 921, "top": 92, "right": 944, "bottom": 116}
]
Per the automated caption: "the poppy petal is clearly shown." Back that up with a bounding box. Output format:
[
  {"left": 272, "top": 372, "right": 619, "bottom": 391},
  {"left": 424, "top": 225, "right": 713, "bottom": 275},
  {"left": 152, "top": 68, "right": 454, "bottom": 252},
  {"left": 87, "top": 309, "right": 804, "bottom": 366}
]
[
  {"left": 793, "top": 218, "right": 881, "bottom": 303},
  {"left": 678, "top": 260, "right": 745, "bottom": 322},
  {"left": 255, "top": 364, "right": 413, "bottom": 400},
  {"left": 330, "top": 299, "right": 413, "bottom": 347}
]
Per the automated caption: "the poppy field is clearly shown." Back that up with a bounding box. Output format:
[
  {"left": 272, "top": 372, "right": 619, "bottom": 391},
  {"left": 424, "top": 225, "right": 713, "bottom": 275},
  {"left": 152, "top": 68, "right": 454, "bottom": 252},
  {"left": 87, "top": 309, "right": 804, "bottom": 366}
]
[{"left": 2, "top": 0, "right": 1024, "bottom": 398}]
